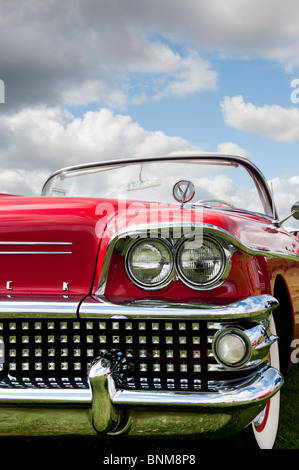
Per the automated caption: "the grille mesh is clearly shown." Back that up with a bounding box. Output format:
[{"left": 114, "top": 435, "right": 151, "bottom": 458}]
[{"left": 0, "top": 318, "right": 218, "bottom": 391}]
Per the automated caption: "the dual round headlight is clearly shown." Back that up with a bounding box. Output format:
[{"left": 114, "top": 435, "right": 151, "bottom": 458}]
[
  {"left": 177, "top": 237, "right": 225, "bottom": 287},
  {"left": 126, "top": 239, "right": 173, "bottom": 288},
  {"left": 126, "top": 235, "right": 228, "bottom": 290}
]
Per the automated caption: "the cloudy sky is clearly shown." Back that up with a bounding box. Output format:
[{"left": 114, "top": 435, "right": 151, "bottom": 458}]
[{"left": 1, "top": 0, "right": 299, "bottom": 226}]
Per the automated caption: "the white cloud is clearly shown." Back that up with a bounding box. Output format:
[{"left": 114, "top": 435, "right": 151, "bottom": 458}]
[
  {"left": 165, "top": 0, "right": 299, "bottom": 70},
  {"left": 0, "top": 106, "right": 190, "bottom": 195},
  {"left": 270, "top": 176, "right": 299, "bottom": 228},
  {"left": 220, "top": 95, "right": 299, "bottom": 142},
  {"left": 0, "top": 1, "right": 220, "bottom": 109},
  {"left": 3, "top": 0, "right": 299, "bottom": 110},
  {"left": 62, "top": 80, "right": 127, "bottom": 109},
  {"left": 154, "top": 53, "right": 217, "bottom": 100},
  {"left": 216, "top": 142, "right": 252, "bottom": 159},
  {"left": 0, "top": 169, "right": 48, "bottom": 197}
]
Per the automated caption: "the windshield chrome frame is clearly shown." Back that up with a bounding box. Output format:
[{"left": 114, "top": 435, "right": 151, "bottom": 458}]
[{"left": 41, "top": 154, "right": 276, "bottom": 219}]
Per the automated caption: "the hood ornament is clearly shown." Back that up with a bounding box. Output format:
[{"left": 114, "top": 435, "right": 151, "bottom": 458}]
[{"left": 172, "top": 180, "right": 195, "bottom": 205}]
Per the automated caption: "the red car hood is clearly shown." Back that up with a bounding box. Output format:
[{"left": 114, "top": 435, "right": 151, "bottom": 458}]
[{"left": 0, "top": 197, "right": 104, "bottom": 299}]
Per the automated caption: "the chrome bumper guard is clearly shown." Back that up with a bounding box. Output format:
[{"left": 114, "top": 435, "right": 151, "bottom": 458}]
[
  {"left": 88, "top": 359, "right": 282, "bottom": 438},
  {"left": 0, "top": 294, "right": 283, "bottom": 437}
]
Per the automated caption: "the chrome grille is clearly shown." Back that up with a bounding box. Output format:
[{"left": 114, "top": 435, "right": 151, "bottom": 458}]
[{"left": 0, "top": 319, "right": 219, "bottom": 391}]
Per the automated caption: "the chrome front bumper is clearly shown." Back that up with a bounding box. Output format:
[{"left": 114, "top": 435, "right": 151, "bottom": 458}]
[
  {"left": 0, "top": 294, "right": 283, "bottom": 438},
  {"left": 88, "top": 359, "right": 282, "bottom": 438},
  {"left": 0, "top": 364, "right": 282, "bottom": 438}
]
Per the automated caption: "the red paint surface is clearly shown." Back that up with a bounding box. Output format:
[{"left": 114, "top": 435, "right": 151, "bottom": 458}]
[{"left": 0, "top": 197, "right": 104, "bottom": 297}]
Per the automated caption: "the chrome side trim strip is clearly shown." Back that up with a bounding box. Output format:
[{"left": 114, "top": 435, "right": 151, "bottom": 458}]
[
  {"left": 0, "top": 242, "right": 72, "bottom": 245},
  {"left": 0, "top": 242, "right": 72, "bottom": 255},
  {"left": 79, "top": 294, "right": 278, "bottom": 321},
  {"left": 0, "top": 252, "right": 72, "bottom": 255},
  {"left": 0, "top": 301, "right": 79, "bottom": 318},
  {"left": 203, "top": 223, "right": 299, "bottom": 260}
]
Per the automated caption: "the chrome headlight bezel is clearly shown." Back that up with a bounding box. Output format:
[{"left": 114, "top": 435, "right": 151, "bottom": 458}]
[
  {"left": 212, "top": 327, "right": 252, "bottom": 369},
  {"left": 175, "top": 234, "right": 232, "bottom": 290},
  {"left": 96, "top": 225, "right": 236, "bottom": 294},
  {"left": 124, "top": 233, "right": 233, "bottom": 291}
]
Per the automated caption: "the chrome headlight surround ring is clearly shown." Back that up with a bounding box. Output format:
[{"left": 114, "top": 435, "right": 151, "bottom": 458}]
[
  {"left": 212, "top": 327, "right": 253, "bottom": 370},
  {"left": 125, "top": 237, "right": 175, "bottom": 291},
  {"left": 175, "top": 234, "right": 234, "bottom": 290}
]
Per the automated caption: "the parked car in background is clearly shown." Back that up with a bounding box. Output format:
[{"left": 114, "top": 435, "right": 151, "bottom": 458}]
[{"left": 0, "top": 154, "right": 298, "bottom": 449}]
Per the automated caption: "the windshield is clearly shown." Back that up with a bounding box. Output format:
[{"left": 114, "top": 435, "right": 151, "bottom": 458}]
[{"left": 42, "top": 156, "right": 272, "bottom": 216}]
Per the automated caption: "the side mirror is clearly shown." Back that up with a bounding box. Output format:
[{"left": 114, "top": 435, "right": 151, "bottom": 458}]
[
  {"left": 291, "top": 201, "right": 299, "bottom": 220},
  {"left": 273, "top": 201, "right": 299, "bottom": 227}
]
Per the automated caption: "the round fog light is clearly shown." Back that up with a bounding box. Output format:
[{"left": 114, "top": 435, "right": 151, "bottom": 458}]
[{"left": 213, "top": 330, "right": 251, "bottom": 368}]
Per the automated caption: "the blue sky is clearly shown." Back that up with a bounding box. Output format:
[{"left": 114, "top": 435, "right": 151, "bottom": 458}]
[
  {"left": 126, "top": 56, "right": 297, "bottom": 172},
  {"left": 64, "top": 52, "right": 299, "bottom": 177},
  {"left": 1, "top": 0, "right": 299, "bottom": 225}
]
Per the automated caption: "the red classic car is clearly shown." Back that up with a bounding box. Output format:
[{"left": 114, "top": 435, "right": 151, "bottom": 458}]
[{"left": 0, "top": 154, "right": 298, "bottom": 449}]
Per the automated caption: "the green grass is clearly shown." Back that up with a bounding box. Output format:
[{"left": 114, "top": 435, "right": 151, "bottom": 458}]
[{"left": 275, "top": 362, "right": 299, "bottom": 449}]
